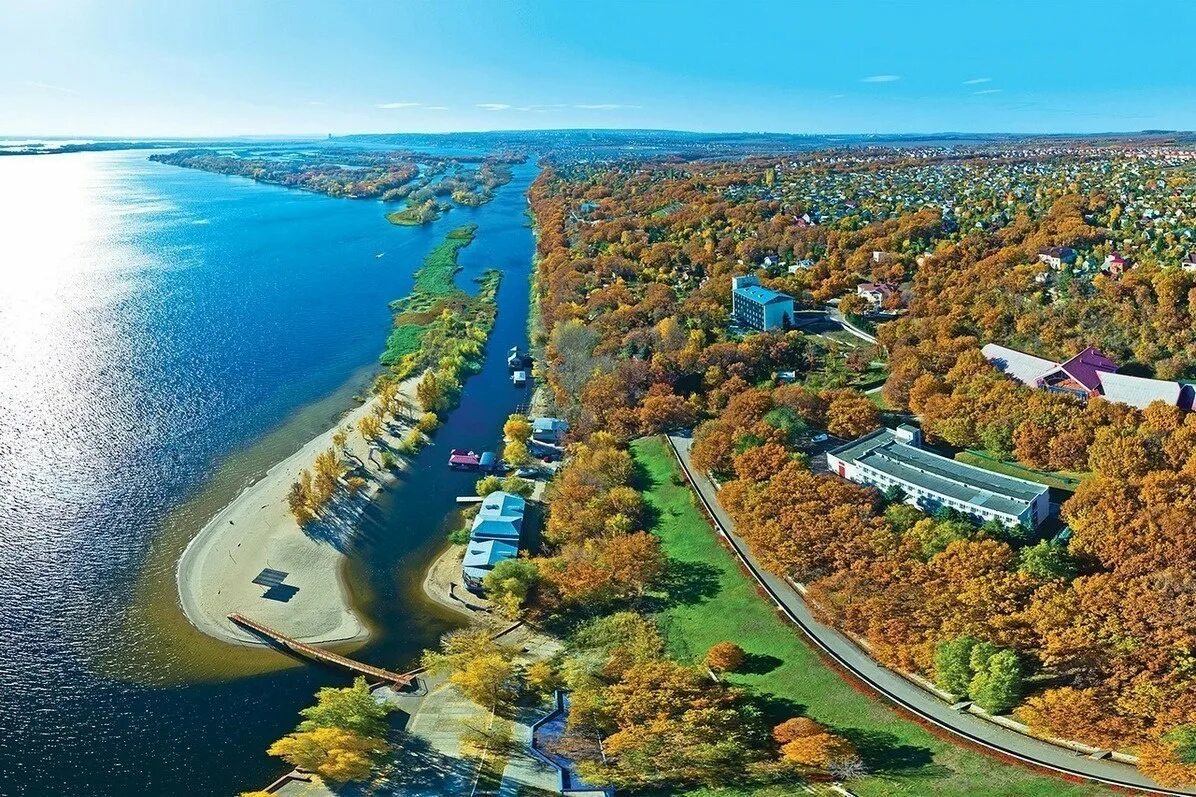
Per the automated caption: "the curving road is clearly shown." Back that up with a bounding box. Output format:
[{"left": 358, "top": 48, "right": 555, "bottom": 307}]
[{"left": 665, "top": 434, "right": 1193, "bottom": 797}]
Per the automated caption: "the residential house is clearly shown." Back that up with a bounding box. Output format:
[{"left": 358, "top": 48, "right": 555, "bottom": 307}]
[
  {"left": 1183, "top": 252, "right": 1196, "bottom": 272},
  {"left": 1037, "top": 246, "right": 1078, "bottom": 269},
  {"left": 1103, "top": 252, "right": 1129, "bottom": 278},
  {"left": 856, "top": 281, "right": 897, "bottom": 310},
  {"left": 468, "top": 491, "right": 526, "bottom": 543},
  {"left": 531, "top": 417, "right": 569, "bottom": 445}
]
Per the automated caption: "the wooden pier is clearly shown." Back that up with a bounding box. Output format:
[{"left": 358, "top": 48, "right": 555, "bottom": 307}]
[{"left": 227, "top": 613, "right": 415, "bottom": 687}]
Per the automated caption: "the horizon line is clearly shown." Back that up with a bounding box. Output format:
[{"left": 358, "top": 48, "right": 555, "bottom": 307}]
[{"left": 5, "top": 127, "right": 1195, "bottom": 142}]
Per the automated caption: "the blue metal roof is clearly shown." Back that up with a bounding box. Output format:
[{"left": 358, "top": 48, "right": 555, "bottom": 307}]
[{"left": 735, "top": 284, "right": 793, "bottom": 305}]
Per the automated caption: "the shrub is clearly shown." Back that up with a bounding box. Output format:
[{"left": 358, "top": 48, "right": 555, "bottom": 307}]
[{"left": 704, "top": 641, "right": 746, "bottom": 673}]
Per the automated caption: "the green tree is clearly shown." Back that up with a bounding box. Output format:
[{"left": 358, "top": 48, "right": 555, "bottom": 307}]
[
  {"left": 483, "top": 558, "right": 540, "bottom": 617},
  {"left": 475, "top": 475, "right": 503, "bottom": 496},
  {"left": 1018, "top": 541, "right": 1078, "bottom": 580},
  {"left": 298, "top": 677, "right": 391, "bottom": 739},
  {"left": 933, "top": 635, "right": 979, "bottom": 696},
  {"left": 969, "top": 649, "right": 1022, "bottom": 714},
  {"left": 500, "top": 474, "right": 534, "bottom": 497}
]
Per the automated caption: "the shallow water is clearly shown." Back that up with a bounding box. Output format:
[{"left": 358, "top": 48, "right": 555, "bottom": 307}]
[{"left": 0, "top": 150, "right": 537, "bottom": 795}]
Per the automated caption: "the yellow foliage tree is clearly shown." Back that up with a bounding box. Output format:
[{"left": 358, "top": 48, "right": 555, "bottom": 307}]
[
  {"left": 504, "top": 439, "right": 531, "bottom": 467},
  {"left": 267, "top": 727, "right": 386, "bottom": 782},
  {"left": 357, "top": 413, "right": 383, "bottom": 441}
]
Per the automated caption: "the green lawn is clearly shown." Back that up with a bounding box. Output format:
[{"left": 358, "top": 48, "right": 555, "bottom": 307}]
[
  {"left": 955, "top": 450, "right": 1088, "bottom": 492},
  {"left": 631, "top": 436, "right": 1111, "bottom": 797}
]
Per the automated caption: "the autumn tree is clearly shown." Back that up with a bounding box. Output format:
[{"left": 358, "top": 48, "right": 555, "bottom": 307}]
[
  {"left": 503, "top": 413, "right": 532, "bottom": 443},
  {"left": 267, "top": 727, "right": 386, "bottom": 782},
  {"left": 504, "top": 438, "right": 532, "bottom": 467},
  {"left": 357, "top": 413, "right": 382, "bottom": 442},
  {"left": 705, "top": 642, "right": 746, "bottom": 673},
  {"left": 823, "top": 390, "right": 880, "bottom": 439}
]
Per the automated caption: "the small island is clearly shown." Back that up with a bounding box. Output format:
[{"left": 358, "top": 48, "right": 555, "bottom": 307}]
[{"left": 151, "top": 147, "right": 519, "bottom": 226}]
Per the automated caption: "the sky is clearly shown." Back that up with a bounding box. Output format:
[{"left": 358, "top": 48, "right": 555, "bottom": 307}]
[{"left": 2, "top": 0, "right": 1194, "bottom": 137}]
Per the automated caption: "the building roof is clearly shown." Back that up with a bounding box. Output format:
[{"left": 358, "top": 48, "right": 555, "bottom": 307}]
[
  {"left": 470, "top": 491, "right": 526, "bottom": 542},
  {"left": 449, "top": 449, "right": 481, "bottom": 466},
  {"left": 462, "top": 539, "right": 519, "bottom": 571},
  {"left": 735, "top": 284, "right": 794, "bottom": 306},
  {"left": 1097, "top": 371, "right": 1183, "bottom": 410},
  {"left": 831, "top": 429, "right": 1048, "bottom": 519},
  {"left": 1057, "top": 347, "right": 1118, "bottom": 391},
  {"left": 981, "top": 343, "right": 1057, "bottom": 387},
  {"left": 532, "top": 417, "right": 569, "bottom": 435}
]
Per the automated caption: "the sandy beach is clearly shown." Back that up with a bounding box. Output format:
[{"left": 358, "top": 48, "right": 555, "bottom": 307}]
[{"left": 176, "top": 374, "right": 421, "bottom": 647}]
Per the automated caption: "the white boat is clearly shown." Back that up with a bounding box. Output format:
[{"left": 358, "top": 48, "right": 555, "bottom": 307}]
[{"left": 512, "top": 370, "right": 527, "bottom": 387}]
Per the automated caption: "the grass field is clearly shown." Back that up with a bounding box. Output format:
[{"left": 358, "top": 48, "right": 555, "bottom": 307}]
[
  {"left": 631, "top": 436, "right": 1111, "bottom": 797},
  {"left": 955, "top": 450, "right": 1088, "bottom": 492}
]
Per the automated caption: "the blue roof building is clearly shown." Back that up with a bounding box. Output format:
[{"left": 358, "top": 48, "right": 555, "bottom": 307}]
[
  {"left": 469, "top": 491, "right": 526, "bottom": 542},
  {"left": 732, "top": 275, "right": 795, "bottom": 331},
  {"left": 462, "top": 539, "right": 519, "bottom": 589}
]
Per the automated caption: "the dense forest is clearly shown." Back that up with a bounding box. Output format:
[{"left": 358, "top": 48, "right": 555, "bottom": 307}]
[{"left": 514, "top": 143, "right": 1196, "bottom": 788}]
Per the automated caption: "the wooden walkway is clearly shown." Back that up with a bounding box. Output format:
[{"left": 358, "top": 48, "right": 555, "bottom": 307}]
[{"left": 227, "top": 613, "right": 415, "bottom": 687}]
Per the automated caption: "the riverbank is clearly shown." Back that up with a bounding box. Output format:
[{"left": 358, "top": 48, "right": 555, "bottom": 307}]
[
  {"left": 176, "top": 374, "right": 421, "bottom": 646},
  {"left": 420, "top": 542, "right": 502, "bottom": 625}
]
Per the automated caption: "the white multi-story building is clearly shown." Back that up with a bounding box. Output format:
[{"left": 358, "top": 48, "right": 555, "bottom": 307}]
[
  {"left": 827, "top": 425, "right": 1050, "bottom": 529},
  {"left": 731, "top": 275, "right": 795, "bottom": 331}
]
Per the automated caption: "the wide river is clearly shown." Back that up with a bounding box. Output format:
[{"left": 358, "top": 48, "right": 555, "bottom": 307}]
[{"left": 0, "top": 150, "right": 538, "bottom": 795}]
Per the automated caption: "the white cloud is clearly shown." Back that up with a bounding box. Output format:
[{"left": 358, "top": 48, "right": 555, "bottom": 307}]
[
  {"left": 963, "top": 77, "right": 992, "bottom": 85},
  {"left": 973, "top": 89, "right": 1002, "bottom": 95},
  {"left": 574, "top": 103, "right": 640, "bottom": 110},
  {"left": 376, "top": 101, "right": 421, "bottom": 109},
  {"left": 477, "top": 103, "right": 512, "bottom": 111},
  {"left": 426, "top": 106, "right": 449, "bottom": 111},
  {"left": 23, "top": 80, "right": 77, "bottom": 94},
  {"left": 860, "top": 74, "right": 900, "bottom": 83}
]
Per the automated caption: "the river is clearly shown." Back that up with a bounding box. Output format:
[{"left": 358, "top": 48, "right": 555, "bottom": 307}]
[{"left": 0, "top": 149, "right": 538, "bottom": 795}]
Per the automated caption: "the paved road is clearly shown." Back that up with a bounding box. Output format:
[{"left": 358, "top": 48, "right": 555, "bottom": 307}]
[
  {"left": 824, "top": 305, "right": 879, "bottom": 344},
  {"left": 666, "top": 434, "right": 1193, "bottom": 797}
]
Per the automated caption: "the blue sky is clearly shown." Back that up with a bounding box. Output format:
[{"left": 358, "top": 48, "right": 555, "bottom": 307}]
[{"left": 3, "top": 0, "right": 1194, "bottom": 136}]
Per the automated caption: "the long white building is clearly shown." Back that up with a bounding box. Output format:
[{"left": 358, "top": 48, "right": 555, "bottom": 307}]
[{"left": 827, "top": 425, "right": 1050, "bottom": 529}]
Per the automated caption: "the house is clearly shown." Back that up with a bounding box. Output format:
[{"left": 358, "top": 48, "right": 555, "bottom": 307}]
[
  {"left": 1103, "top": 252, "right": 1128, "bottom": 278},
  {"left": 827, "top": 425, "right": 1050, "bottom": 529},
  {"left": 531, "top": 417, "right": 569, "bottom": 445},
  {"left": 469, "top": 491, "right": 526, "bottom": 543},
  {"left": 731, "top": 275, "right": 795, "bottom": 331},
  {"left": 788, "top": 258, "right": 815, "bottom": 274},
  {"left": 1037, "top": 246, "right": 1078, "bottom": 269},
  {"left": 461, "top": 539, "right": 519, "bottom": 591},
  {"left": 1183, "top": 252, "right": 1196, "bottom": 272},
  {"left": 982, "top": 343, "right": 1191, "bottom": 410},
  {"left": 856, "top": 281, "right": 897, "bottom": 309}
]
